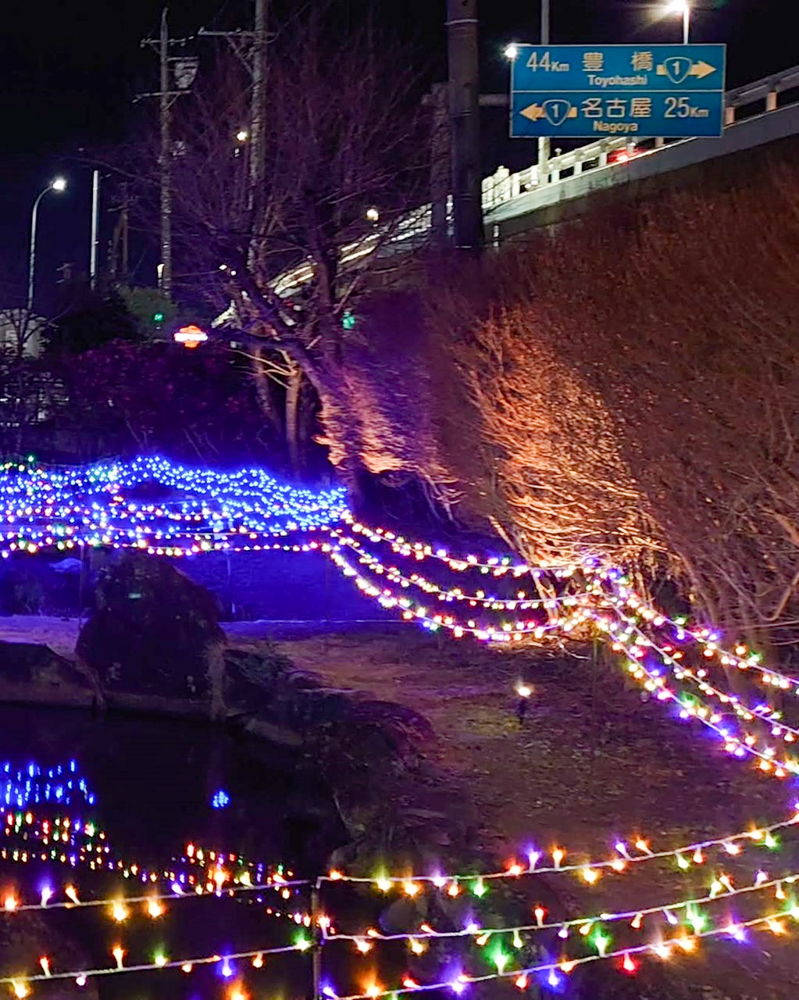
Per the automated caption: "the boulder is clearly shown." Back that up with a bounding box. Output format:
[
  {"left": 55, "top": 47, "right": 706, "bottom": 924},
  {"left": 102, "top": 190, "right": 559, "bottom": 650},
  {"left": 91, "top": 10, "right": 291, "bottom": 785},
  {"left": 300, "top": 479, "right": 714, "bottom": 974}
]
[
  {"left": 0, "top": 640, "right": 97, "bottom": 706},
  {"left": 76, "top": 552, "right": 224, "bottom": 705}
]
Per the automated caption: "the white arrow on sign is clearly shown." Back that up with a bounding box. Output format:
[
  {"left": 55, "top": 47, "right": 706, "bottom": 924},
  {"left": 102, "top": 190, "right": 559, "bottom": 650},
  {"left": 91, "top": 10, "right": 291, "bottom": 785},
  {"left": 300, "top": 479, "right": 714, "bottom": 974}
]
[{"left": 656, "top": 59, "right": 717, "bottom": 81}]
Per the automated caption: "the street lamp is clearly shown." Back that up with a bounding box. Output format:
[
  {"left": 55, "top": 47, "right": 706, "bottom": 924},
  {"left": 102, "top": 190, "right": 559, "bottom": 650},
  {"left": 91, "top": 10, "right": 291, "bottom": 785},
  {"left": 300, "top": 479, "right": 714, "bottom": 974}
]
[
  {"left": 504, "top": 43, "right": 519, "bottom": 60},
  {"left": 665, "top": 0, "right": 691, "bottom": 44},
  {"left": 28, "top": 176, "right": 67, "bottom": 310}
]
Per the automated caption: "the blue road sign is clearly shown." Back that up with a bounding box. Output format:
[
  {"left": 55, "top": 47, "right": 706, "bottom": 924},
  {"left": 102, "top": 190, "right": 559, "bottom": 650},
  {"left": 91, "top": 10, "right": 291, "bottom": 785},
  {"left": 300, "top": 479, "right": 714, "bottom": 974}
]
[{"left": 510, "top": 44, "right": 725, "bottom": 139}]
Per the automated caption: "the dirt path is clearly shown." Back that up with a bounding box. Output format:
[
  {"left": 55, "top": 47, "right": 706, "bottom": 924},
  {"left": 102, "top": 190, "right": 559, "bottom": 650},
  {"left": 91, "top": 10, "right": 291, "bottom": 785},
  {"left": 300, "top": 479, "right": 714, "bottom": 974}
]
[{"left": 256, "top": 628, "right": 799, "bottom": 1000}]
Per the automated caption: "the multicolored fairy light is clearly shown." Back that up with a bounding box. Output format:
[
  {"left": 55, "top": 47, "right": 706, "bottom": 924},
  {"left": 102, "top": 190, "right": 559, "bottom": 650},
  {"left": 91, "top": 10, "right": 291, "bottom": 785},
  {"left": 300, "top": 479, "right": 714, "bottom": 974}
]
[
  {"left": 0, "top": 456, "right": 347, "bottom": 557},
  {"left": 324, "top": 870, "right": 799, "bottom": 949},
  {"left": 7, "top": 458, "right": 799, "bottom": 1000},
  {"left": 0, "top": 943, "right": 300, "bottom": 992},
  {"left": 319, "top": 905, "right": 799, "bottom": 1000}
]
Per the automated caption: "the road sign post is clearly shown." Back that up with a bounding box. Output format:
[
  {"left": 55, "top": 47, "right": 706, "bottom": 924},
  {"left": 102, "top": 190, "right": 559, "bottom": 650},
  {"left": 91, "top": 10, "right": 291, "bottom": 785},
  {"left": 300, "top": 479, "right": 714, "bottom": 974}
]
[{"left": 510, "top": 44, "right": 725, "bottom": 139}]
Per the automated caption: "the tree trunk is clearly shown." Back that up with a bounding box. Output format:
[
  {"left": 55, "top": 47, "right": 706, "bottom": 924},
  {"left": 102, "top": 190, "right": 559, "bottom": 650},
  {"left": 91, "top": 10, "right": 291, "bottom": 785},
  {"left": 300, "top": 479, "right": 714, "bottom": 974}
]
[
  {"left": 250, "top": 347, "right": 283, "bottom": 436},
  {"left": 285, "top": 359, "right": 302, "bottom": 476}
]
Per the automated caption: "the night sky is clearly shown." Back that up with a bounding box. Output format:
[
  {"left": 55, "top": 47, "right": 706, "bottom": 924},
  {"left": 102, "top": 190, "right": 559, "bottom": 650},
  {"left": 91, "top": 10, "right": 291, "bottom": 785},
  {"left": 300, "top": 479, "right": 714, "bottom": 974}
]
[{"left": 0, "top": 0, "right": 794, "bottom": 307}]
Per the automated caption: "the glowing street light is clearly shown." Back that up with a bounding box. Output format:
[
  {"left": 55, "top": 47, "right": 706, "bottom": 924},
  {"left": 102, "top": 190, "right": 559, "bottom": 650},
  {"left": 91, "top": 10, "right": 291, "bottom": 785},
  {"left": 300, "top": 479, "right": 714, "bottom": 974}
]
[
  {"left": 365, "top": 206, "right": 379, "bottom": 223},
  {"left": 28, "top": 176, "right": 67, "bottom": 310},
  {"left": 664, "top": 0, "right": 691, "bottom": 44},
  {"left": 236, "top": 129, "right": 249, "bottom": 142},
  {"left": 504, "top": 43, "right": 519, "bottom": 60}
]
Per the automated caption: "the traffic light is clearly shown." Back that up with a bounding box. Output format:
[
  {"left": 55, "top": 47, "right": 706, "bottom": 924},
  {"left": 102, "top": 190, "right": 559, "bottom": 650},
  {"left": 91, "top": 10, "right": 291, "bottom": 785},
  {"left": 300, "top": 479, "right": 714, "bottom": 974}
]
[
  {"left": 153, "top": 312, "right": 165, "bottom": 324},
  {"left": 341, "top": 309, "right": 356, "bottom": 331}
]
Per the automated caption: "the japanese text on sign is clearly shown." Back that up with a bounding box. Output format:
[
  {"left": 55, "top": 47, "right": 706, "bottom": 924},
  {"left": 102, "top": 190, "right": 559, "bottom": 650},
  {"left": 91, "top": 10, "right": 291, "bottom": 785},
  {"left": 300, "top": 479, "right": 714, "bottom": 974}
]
[{"left": 510, "top": 44, "right": 726, "bottom": 139}]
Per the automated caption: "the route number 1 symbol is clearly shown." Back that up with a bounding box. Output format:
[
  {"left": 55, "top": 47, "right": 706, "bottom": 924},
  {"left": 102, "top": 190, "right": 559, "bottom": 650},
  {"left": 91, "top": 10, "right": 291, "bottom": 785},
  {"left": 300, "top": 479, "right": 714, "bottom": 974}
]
[
  {"left": 542, "top": 99, "right": 572, "bottom": 126},
  {"left": 662, "top": 56, "right": 692, "bottom": 84}
]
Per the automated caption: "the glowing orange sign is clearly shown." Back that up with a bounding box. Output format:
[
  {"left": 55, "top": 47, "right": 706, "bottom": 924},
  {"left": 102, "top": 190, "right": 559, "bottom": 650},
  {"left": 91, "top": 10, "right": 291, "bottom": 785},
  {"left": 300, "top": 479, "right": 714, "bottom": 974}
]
[{"left": 173, "top": 325, "right": 208, "bottom": 349}]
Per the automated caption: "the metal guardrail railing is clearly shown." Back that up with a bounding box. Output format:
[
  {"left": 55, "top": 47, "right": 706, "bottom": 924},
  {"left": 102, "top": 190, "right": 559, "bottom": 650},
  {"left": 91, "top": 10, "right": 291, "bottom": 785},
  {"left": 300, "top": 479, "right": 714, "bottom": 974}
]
[
  {"left": 268, "top": 63, "right": 799, "bottom": 296},
  {"left": 480, "top": 61, "right": 799, "bottom": 213}
]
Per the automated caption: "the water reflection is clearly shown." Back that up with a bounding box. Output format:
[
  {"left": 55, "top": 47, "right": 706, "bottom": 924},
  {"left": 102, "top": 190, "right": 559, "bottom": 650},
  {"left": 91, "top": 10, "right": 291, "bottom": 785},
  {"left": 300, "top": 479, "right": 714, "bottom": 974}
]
[{"left": 0, "top": 705, "right": 344, "bottom": 999}]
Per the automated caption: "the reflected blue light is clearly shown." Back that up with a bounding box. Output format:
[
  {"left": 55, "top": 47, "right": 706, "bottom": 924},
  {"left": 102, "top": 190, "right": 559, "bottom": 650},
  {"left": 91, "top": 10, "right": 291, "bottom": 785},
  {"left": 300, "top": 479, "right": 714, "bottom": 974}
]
[{"left": 1, "top": 759, "right": 96, "bottom": 809}]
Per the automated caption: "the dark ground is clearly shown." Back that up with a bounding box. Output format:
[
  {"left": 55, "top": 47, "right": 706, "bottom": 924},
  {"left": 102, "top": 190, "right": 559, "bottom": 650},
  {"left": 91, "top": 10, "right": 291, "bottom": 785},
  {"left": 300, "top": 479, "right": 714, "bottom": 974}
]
[
  {"left": 3, "top": 550, "right": 799, "bottom": 997},
  {"left": 229, "top": 627, "right": 799, "bottom": 1000}
]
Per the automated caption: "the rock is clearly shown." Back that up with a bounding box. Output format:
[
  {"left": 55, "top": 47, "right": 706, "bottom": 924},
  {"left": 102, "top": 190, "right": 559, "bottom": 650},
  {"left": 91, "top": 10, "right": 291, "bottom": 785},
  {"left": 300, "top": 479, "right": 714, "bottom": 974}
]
[
  {"left": 76, "top": 552, "right": 224, "bottom": 704},
  {"left": 243, "top": 716, "right": 304, "bottom": 747},
  {"left": 223, "top": 643, "right": 293, "bottom": 712},
  {"left": 0, "top": 640, "right": 97, "bottom": 706}
]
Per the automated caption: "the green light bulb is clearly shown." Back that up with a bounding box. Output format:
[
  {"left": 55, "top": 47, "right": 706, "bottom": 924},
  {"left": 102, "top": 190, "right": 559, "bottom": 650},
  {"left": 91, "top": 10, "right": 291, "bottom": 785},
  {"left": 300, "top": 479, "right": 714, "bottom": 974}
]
[
  {"left": 472, "top": 878, "right": 487, "bottom": 898},
  {"left": 490, "top": 945, "right": 510, "bottom": 973},
  {"left": 687, "top": 907, "right": 708, "bottom": 934},
  {"left": 591, "top": 929, "right": 611, "bottom": 956}
]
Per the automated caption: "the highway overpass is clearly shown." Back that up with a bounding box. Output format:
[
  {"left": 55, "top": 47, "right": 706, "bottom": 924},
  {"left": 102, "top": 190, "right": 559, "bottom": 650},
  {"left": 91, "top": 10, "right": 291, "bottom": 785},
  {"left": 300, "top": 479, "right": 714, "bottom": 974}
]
[
  {"left": 264, "top": 62, "right": 799, "bottom": 298},
  {"left": 482, "top": 62, "right": 799, "bottom": 238}
]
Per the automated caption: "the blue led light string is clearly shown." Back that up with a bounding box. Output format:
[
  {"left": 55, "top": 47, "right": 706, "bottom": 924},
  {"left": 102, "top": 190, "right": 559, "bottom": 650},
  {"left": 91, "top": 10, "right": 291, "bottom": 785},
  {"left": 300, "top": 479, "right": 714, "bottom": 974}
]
[{"left": 0, "top": 456, "right": 347, "bottom": 555}]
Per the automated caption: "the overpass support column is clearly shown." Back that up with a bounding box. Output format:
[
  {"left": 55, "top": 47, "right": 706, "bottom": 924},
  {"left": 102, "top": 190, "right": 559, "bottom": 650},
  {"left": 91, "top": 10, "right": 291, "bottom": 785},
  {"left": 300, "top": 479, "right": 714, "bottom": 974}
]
[{"left": 447, "top": 0, "right": 482, "bottom": 252}]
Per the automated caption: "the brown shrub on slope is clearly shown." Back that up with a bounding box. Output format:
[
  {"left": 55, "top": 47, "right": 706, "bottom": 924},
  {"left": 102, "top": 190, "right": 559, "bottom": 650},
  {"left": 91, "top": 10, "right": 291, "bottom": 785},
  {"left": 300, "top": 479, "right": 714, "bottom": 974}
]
[
  {"left": 423, "top": 164, "right": 799, "bottom": 644},
  {"left": 327, "top": 160, "right": 799, "bottom": 645}
]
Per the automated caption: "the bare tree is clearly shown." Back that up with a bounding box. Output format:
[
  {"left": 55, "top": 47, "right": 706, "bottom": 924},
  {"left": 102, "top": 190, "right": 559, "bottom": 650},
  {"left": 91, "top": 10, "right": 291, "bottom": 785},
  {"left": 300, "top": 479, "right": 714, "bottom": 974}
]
[{"left": 122, "top": 6, "right": 430, "bottom": 477}]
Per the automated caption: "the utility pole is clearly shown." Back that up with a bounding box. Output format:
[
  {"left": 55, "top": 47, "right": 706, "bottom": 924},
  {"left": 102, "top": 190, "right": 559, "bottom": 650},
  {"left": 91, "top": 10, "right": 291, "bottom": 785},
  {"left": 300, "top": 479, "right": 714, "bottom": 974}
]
[
  {"left": 90, "top": 169, "right": 100, "bottom": 289},
  {"left": 447, "top": 0, "right": 482, "bottom": 252},
  {"left": 159, "top": 8, "right": 172, "bottom": 296},
  {"left": 250, "top": 0, "right": 268, "bottom": 229},
  {"left": 199, "top": 0, "right": 269, "bottom": 245},
  {"left": 538, "top": 0, "right": 550, "bottom": 186},
  {"left": 140, "top": 10, "right": 197, "bottom": 297}
]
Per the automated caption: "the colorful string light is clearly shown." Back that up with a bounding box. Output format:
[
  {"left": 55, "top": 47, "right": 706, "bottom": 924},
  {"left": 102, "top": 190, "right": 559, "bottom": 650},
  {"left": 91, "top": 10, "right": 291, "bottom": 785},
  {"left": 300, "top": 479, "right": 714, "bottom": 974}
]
[
  {"left": 317, "top": 807, "right": 799, "bottom": 889},
  {"left": 330, "top": 533, "right": 562, "bottom": 609},
  {"left": 615, "top": 613, "right": 799, "bottom": 732},
  {"left": 5, "top": 459, "right": 799, "bottom": 1000},
  {"left": 0, "top": 456, "right": 346, "bottom": 556},
  {"left": 326, "top": 906, "right": 799, "bottom": 1000},
  {"left": 340, "top": 517, "right": 547, "bottom": 574},
  {"left": 324, "top": 870, "right": 799, "bottom": 945},
  {"left": 599, "top": 620, "right": 797, "bottom": 768},
  {"left": 598, "top": 618, "right": 799, "bottom": 779},
  {"left": 325, "top": 547, "right": 567, "bottom": 642},
  {"left": 593, "top": 578, "right": 799, "bottom": 691},
  {"left": 0, "top": 941, "right": 305, "bottom": 991}
]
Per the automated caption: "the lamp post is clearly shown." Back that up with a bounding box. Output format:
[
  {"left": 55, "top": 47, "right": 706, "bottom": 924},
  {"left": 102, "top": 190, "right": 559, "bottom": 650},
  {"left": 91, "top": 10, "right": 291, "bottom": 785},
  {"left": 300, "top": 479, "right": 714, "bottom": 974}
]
[
  {"left": 665, "top": 0, "right": 691, "bottom": 44},
  {"left": 539, "top": 0, "right": 550, "bottom": 183},
  {"left": 505, "top": 0, "right": 550, "bottom": 185},
  {"left": 28, "top": 177, "right": 67, "bottom": 311}
]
